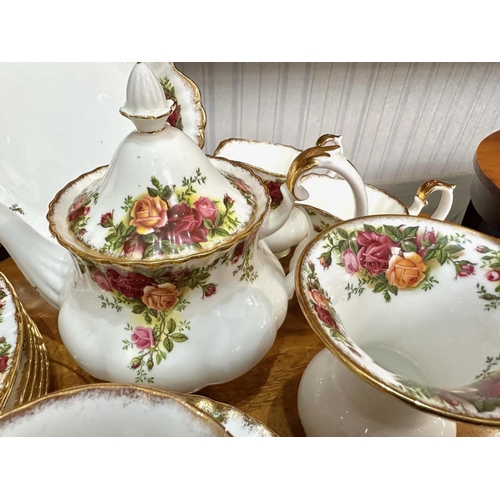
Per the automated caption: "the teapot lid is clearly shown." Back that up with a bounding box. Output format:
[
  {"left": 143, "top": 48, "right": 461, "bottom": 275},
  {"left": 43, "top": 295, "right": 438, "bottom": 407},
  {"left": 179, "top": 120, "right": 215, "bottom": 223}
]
[{"left": 66, "top": 62, "right": 257, "bottom": 260}]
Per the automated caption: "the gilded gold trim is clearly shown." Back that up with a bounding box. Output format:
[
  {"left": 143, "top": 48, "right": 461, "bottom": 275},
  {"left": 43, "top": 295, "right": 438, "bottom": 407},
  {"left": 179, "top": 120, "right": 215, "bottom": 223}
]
[
  {"left": 119, "top": 100, "right": 175, "bottom": 122},
  {"left": 47, "top": 159, "right": 271, "bottom": 270},
  {"left": 315, "top": 134, "right": 342, "bottom": 147},
  {"left": 0, "top": 273, "right": 25, "bottom": 412},
  {"left": 0, "top": 383, "right": 232, "bottom": 436},
  {"left": 170, "top": 63, "right": 207, "bottom": 149},
  {"left": 182, "top": 393, "right": 278, "bottom": 437},
  {"left": 214, "top": 137, "right": 301, "bottom": 180},
  {"left": 286, "top": 144, "right": 341, "bottom": 197},
  {"left": 416, "top": 180, "right": 456, "bottom": 206},
  {"left": 295, "top": 214, "right": 500, "bottom": 427}
]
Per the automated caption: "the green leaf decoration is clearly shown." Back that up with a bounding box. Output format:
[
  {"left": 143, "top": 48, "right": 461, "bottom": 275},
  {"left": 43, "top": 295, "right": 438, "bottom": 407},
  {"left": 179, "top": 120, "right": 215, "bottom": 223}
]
[
  {"left": 171, "top": 333, "right": 189, "bottom": 342},
  {"left": 444, "top": 244, "right": 464, "bottom": 255},
  {"left": 336, "top": 228, "right": 349, "bottom": 240},
  {"left": 349, "top": 240, "right": 359, "bottom": 253},
  {"left": 401, "top": 226, "right": 418, "bottom": 240},
  {"left": 363, "top": 224, "right": 377, "bottom": 232},
  {"left": 373, "top": 282, "right": 387, "bottom": 293},
  {"left": 401, "top": 241, "right": 418, "bottom": 253},
  {"left": 164, "top": 337, "right": 174, "bottom": 353},
  {"left": 215, "top": 227, "right": 230, "bottom": 237},
  {"left": 338, "top": 240, "right": 349, "bottom": 253},
  {"left": 436, "top": 249, "right": 447, "bottom": 265},
  {"left": 383, "top": 225, "right": 402, "bottom": 242},
  {"left": 423, "top": 248, "right": 437, "bottom": 261},
  {"left": 167, "top": 318, "right": 176, "bottom": 334},
  {"left": 132, "top": 304, "right": 146, "bottom": 315}
]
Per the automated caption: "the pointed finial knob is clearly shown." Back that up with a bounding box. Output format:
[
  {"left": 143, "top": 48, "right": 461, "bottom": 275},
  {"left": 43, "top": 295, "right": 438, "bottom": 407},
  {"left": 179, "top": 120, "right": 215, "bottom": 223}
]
[{"left": 120, "top": 62, "right": 174, "bottom": 133}]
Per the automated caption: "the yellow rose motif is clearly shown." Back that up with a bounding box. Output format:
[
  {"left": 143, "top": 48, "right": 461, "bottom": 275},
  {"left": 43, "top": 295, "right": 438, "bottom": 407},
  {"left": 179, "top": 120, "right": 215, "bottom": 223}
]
[
  {"left": 142, "top": 283, "right": 180, "bottom": 312},
  {"left": 385, "top": 252, "right": 427, "bottom": 289},
  {"left": 130, "top": 195, "right": 169, "bottom": 235}
]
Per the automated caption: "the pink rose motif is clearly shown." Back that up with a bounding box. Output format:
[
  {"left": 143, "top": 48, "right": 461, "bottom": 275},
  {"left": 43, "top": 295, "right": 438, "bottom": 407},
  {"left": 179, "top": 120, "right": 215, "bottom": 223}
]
[
  {"left": 131, "top": 326, "right": 156, "bottom": 350},
  {"left": 314, "top": 304, "right": 337, "bottom": 328},
  {"left": 487, "top": 270, "right": 500, "bottom": 282},
  {"left": 467, "top": 372, "right": 500, "bottom": 398},
  {"left": 319, "top": 253, "right": 332, "bottom": 269},
  {"left": 193, "top": 197, "right": 218, "bottom": 222},
  {"left": 356, "top": 231, "right": 394, "bottom": 275},
  {"left": 476, "top": 245, "right": 491, "bottom": 254},
  {"left": 163, "top": 203, "right": 209, "bottom": 245},
  {"left": 91, "top": 270, "right": 114, "bottom": 292},
  {"left": 341, "top": 249, "right": 360, "bottom": 275},
  {"left": 0, "top": 355, "right": 8, "bottom": 372},
  {"left": 107, "top": 269, "right": 154, "bottom": 299}
]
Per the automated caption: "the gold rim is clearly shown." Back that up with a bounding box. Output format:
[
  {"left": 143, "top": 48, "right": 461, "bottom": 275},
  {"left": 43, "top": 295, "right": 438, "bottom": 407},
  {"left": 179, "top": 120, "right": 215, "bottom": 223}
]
[
  {"left": 0, "top": 383, "right": 232, "bottom": 436},
  {"left": 47, "top": 158, "right": 271, "bottom": 270},
  {"left": 0, "top": 273, "right": 24, "bottom": 411},
  {"left": 295, "top": 214, "right": 500, "bottom": 426},
  {"left": 170, "top": 63, "right": 207, "bottom": 149},
  {"left": 182, "top": 393, "right": 278, "bottom": 437},
  {"left": 315, "top": 134, "right": 342, "bottom": 147},
  {"left": 214, "top": 137, "right": 301, "bottom": 180}
]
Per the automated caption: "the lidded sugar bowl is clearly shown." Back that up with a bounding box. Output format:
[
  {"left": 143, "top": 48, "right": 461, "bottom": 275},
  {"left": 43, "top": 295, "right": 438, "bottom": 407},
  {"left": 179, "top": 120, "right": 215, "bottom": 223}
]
[{"left": 46, "top": 62, "right": 299, "bottom": 392}]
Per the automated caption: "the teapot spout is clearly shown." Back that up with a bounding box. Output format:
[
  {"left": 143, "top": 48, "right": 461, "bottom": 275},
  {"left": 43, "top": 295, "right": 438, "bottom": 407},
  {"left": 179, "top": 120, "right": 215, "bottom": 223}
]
[{"left": 0, "top": 204, "right": 72, "bottom": 309}]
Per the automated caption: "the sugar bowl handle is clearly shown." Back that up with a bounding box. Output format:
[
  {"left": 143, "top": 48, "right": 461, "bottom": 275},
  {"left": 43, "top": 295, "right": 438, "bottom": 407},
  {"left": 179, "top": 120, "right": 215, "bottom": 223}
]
[{"left": 408, "top": 180, "right": 456, "bottom": 220}]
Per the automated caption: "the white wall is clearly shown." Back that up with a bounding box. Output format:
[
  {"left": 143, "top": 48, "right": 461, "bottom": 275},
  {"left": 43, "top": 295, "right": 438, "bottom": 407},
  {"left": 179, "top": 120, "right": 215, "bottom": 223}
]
[{"left": 176, "top": 62, "right": 500, "bottom": 188}]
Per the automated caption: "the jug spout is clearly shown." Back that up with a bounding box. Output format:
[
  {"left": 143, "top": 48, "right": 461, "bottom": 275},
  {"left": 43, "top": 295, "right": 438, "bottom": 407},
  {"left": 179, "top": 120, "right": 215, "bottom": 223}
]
[{"left": 0, "top": 204, "right": 72, "bottom": 309}]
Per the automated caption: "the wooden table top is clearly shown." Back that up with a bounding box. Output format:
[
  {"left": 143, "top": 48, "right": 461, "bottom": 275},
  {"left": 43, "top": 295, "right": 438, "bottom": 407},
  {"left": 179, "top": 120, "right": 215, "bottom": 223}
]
[
  {"left": 475, "top": 130, "right": 500, "bottom": 193},
  {"left": 1, "top": 255, "right": 499, "bottom": 437}
]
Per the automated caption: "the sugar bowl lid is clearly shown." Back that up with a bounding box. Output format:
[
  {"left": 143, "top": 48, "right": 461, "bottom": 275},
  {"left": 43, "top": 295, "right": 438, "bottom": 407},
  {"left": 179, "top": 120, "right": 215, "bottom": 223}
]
[{"left": 66, "top": 62, "right": 256, "bottom": 261}]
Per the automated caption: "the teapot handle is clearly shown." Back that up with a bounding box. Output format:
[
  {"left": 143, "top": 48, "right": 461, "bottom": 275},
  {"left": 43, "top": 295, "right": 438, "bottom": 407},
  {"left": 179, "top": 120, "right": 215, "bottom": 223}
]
[{"left": 407, "top": 180, "right": 455, "bottom": 220}]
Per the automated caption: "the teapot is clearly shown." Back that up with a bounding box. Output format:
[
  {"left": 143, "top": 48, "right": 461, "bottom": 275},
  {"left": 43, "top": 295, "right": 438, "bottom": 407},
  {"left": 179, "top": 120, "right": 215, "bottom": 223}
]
[{"left": 38, "top": 63, "right": 369, "bottom": 393}]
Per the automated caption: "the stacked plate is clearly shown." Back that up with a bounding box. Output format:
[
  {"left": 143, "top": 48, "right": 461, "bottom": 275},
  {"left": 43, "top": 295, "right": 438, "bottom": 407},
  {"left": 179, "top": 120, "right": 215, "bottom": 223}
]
[
  {"left": 0, "top": 272, "right": 49, "bottom": 413},
  {"left": 0, "top": 384, "right": 277, "bottom": 437}
]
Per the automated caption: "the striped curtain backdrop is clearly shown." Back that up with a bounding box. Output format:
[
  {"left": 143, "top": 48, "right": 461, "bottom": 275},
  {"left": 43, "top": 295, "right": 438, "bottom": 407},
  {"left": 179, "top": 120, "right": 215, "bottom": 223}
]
[{"left": 176, "top": 62, "right": 500, "bottom": 186}]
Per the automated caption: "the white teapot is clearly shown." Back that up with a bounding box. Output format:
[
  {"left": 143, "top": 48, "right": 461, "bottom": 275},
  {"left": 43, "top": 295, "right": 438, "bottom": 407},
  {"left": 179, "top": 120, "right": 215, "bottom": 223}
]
[{"left": 42, "top": 63, "right": 368, "bottom": 393}]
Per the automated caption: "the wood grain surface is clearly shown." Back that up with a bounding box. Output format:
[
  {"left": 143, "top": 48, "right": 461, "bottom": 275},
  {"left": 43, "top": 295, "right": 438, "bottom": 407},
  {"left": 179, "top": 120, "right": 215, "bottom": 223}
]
[{"left": 1, "top": 256, "right": 498, "bottom": 437}]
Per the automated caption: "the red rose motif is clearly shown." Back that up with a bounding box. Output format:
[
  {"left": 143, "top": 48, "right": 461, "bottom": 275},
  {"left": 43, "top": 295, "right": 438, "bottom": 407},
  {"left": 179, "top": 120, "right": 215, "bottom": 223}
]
[
  {"left": 123, "top": 235, "right": 146, "bottom": 256},
  {"left": 356, "top": 231, "right": 394, "bottom": 275},
  {"left": 231, "top": 242, "right": 245, "bottom": 264},
  {"left": 314, "top": 304, "right": 337, "bottom": 328},
  {"left": 163, "top": 203, "right": 209, "bottom": 245},
  {"left": 457, "top": 263, "right": 475, "bottom": 277},
  {"left": 131, "top": 326, "right": 156, "bottom": 350},
  {"left": 467, "top": 373, "right": 500, "bottom": 398},
  {"left": 265, "top": 180, "right": 284, "bottom": 207},
  {"left": 0, "top": 355, "right": 8, "bottom": 372},
  {"left": 204, "top": 284, "right": 217, "bottom": 298},
  {"left": 193, "top": 197, "right": 218, "bottom": 222},
  {"left": 100, "top": 212, "right": 113, "bottom": 228},
  {"left": 341, "top": 249, "right": 359, "bottom": 275},
  {"left": 107, "top": 269, "right": 154, "bottom": 299},
  {"left": 68, "top": 205, "right": 90, "bottom": 222},
  {"left": 487, "top": 270, "right": 500, "bottom": 282},
  {"left": 166, "top": 103, "right": 180, "bottom": 127}
]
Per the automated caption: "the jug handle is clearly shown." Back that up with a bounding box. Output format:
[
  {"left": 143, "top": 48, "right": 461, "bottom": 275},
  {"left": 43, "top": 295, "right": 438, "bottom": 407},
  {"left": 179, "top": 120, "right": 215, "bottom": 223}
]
[
  {"left": 407, "top": 180, "right": 455, "bottom": 220},
  {"left": 279, "top": 144, "right": 369, "bottom": 299},
  {"left": 286, "top": 144, "right": 369, "bottom": 217}
]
